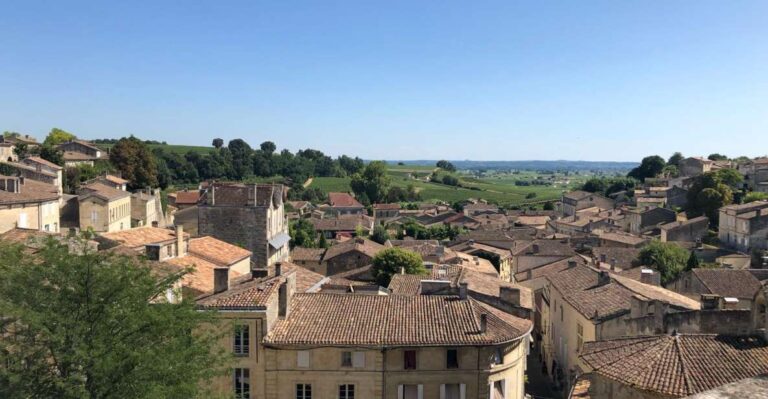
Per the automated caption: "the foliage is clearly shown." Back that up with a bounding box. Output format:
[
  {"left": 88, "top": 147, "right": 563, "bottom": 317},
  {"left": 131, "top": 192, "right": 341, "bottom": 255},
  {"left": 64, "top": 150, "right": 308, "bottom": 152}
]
[
  {"left": 260, "top": 141, "right": 276, "bottom": 155},
  {"left": 442, "top": 174, "right": 460, "bottom": 186},
  {"left": 110, "top": 136, "right": 159, "bottom": 189},
  {"left": 707, "top": 153, "right": 728, "bottom": 161},
  {"left": 211, "top": 138, "right": 224, "bottom": 149},
  {"left": 525, "top": 192, "right": 537, "bottom": 199},
  {"left": 350, "top": 161, "right": 391, "bottom": 205},
  {"left": 371, "top": 247, "right": 426, "bottom": 286},
  {"left": 582, "top": 176, "right": 638, "bottom": 196},
  {"left": 745, "top": 192, "right": 768, "bottom": 203},
  {"left": 436, "top": 160, "right": 456, "bottom": 172},
  {"left": 287, "top": 186, "right": 328, "bottom": 203},
  {"left": 686, "top": 170, "right": 739, "bottom": 223},
  {"left": 0, "top": 238, "right": 227, "bottom": 398},
  {"left": 638, "top": 241, "right": 690, "bottom": 284},
  {"left": 289, "top": 218, "right": 318, "bottom": 248},
  {"left": 685, "top": 251, "right": 700, "bottom": 271},
  {"left": 667, "top": 152, "right": 684, "bottom": 167},
  {"left": 370, "top": 224, "right": 390, "bottom": 245},
  {"left": 543, "top": 201, "right": 555, "bottom": 211},
  {"left": 42, "top": 127, "right": 76, "bottom": 147},
  {"left": 627, "top": 155, "right": 666, "bottom": 181}
]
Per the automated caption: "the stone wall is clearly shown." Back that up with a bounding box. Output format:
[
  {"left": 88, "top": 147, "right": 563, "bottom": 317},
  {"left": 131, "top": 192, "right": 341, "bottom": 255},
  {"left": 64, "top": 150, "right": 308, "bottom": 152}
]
[
  {"left": 325, "top": 251, "right": 373, "bottom": 276},
  {"left": 199, "top": 205, "right": 268, "bottom": 267}
]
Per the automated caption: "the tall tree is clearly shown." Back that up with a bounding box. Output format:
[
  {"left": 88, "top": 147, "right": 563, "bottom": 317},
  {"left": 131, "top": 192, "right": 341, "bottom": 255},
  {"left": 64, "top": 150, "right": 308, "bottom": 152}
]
[
  {"left": 110, "top": 136, "right": 159, "bottom": 189},
  {"left": 260, "top": 141, "right": 276, "bottom": 155},
  {"left": 227, "top": 139, "right": 253, "bottom": 180},
  {"left": 436, "top": 160, "right": 456, "bottom": 172},
  {"left": 371, "top": 224, "right": 390, "bottom": 245},
  {"left": 667, "top": 152, "right": 684, "bottom": 167},
  {"left": 638, "top": 241, "right": 690, "bottom": 284},
  {"left": 211, "top": 138, "right": 224, "bottom": 149},
  {"left": 42, "top": 127, "right": 76, "bottom": 147},
  {"left": 371, "top": 247, "right": 426, "bottom": 286},
  {"left": 350, "top": 161, "right": 391, "bottom": 204},
  {"left": 0, "top": 238, "right": 227, "bottom": 398},
  {"left": 707, "top": 153, "right": 728, "bottom": 161},
  {"left": 627, "top": 155, "right": 666, "bottom": 181},
  {"left": 289, "top": 218, "right": 318, "bottom": 248}
]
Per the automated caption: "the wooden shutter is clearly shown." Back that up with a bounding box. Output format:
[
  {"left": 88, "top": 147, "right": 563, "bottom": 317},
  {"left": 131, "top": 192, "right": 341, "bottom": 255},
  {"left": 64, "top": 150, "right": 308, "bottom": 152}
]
[
  {"left": 417, "top": 384, "right": 424, "bottom": 399},
  {"left": 440, "top": 384, "right": 445, "bottom": 399},
  {"left": 297, "top": 350, "right": 310, "bottom": 368},
  {"left": 353, "top": 351, "right": 365, "bottom": 368},
  {"left": 460, "top": 384, "right": 466, "bottom": 399},
  {"left": 397, "top": 385, "right": 404, "bottom": 399}
]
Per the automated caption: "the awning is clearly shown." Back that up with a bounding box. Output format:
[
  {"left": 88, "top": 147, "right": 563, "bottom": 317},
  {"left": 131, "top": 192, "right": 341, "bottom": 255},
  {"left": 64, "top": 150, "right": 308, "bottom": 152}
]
[{"left": 269, "top": 232, "right": 291, "bottom": 249}]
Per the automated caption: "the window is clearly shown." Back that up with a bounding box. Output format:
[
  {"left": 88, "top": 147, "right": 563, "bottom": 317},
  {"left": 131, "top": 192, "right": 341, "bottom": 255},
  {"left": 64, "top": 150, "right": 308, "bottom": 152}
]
[
  {"left": 234, "top": 325, "right": 249, "bottom": 356},
  {"left": 296, "top": 383, "right": 312, "bottom": 399},
  {"left": 576, "top": 323, "right": 584, "bottom": 352},
  {"left": 341, "top": 351, "right": 352, "bottom": 367},
  {"left": 352, "top": 351, "right": 365, "bottom": 368},
  {"left": 491, "top": 347, "right": 503, "bottom": 366},
  {"left": 400, "top": 384, "right": 421, "bottom": 399},
  {"left": 404, "top": 350, "right": 417, "bottom": 370},
  {"left": 492, "top": 380, "right": 505, "bottom": 399},
  {"left": 446, "top": 348, "right": 459, "bottom": 369},
  {"left": 442, "top": 383, "right": 465, "bottom": 399},
  {"left": 233, "top": 368, "right": 250, "bottom": 399},
  {"left": 297, "top": 350, "right": 310, "bottom": 368},
  {"left": 339, "top": 384, "right": 355, "bottom": 399}
]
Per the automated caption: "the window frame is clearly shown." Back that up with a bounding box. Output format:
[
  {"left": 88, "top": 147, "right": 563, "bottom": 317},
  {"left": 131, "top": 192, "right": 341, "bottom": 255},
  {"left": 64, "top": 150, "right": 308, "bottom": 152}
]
[
  {"left": 338, "top": 383, "right": 355, "bottom": 399},
  {"left": 233, "top": 368, "right": 250, "bottom": 399},
  {"left": 446, "top": 348, "right": 459, "bottom": 369},
  {"left": 403, "top": 349, "right": 417, "bottom": 370},
  {"left": 341, "top": 351, "right": 352, "bottom": 367},
  {"left": 234, "top": 324, "right": 250, "bottom": 356},
  {"left": 296, "top": 383, "right": 312, "bottom": 399}
]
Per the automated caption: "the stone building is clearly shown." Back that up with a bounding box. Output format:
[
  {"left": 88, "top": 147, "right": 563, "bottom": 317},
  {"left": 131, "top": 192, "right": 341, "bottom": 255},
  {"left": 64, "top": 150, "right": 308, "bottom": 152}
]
[
  {"left": 740, "top": 158, "right": 768, "bottom": 193},
  {"left": 667, "top": 268, "right": 762, "bottom": 310},
  {"left": 130, "top": 188, "right": 165, "bottom": 227},
  {"left": 0, "top": 175, "right": 60, "bottom": 233},
  {"left": 1, "top": 157, "right": 64, "bottom": 195},
  {"left": 77, "top": 182, "right": 131, "bottom": 232},
  {"left": 198, "top": 183, "right": 290, "bottom": 269},
  {"left": 373, "top": 203, "right": 401, "bottom": 222},
  {"left": 57, "top": 140, "right": 109, "bottom": 167},
  {"left": 718, "top": 200, "right": 768, "bottom": 253},
  {"left": 325, "top": 192, "right": 365, "bottom": 216},
  {"left": 660, "top": 216, "right": 708, "bottom": 243},
  {"left": 624, "top": 206, "right": 677, "bottom": 235},
  {"left": 561, "top": 191, "right": 615, "bottom": 217}
]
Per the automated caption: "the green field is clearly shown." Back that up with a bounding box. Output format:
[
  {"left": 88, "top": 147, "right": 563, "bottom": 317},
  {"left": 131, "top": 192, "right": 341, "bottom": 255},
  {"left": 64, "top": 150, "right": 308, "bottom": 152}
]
[
  {"left": 309, "top": 167, "right": 579, "bottom": 207},
  {"left": 98, "top": 143, "right": 213, "bottom": 155}
]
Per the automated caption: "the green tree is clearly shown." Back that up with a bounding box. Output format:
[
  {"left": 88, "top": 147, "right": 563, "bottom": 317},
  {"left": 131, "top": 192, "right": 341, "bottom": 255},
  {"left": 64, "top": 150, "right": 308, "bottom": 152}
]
[
  {"left": 289, "top": 218, "right": 317, "bottom": 248},
  {"left": 628, "top": 155, "right": 666, "bottom": 181},
  {"left": 42, "top": 127, "right": 76, "bottom": 147},
  {"left": 745, "top": 192, "right": 768, "bottom": 203},
  {"left": 260, "top": 141, "right": 277, "bottom": 155},
  {"left": 227, "top": 139, "right": 253, "bottom": 180},
  {"left": 211, "top": 138, "right": 224, "bottom": 149},
  {"left": 371, "top": 224, "right": 390, "bottom": 244},
  {"left": 638, "top": 241, "right": 690, "bottom": 284},
  {"left": 0, "top": 238, "right": 226, "bottom": 398},
  {"left": 110, "top": 136, "right": 159, "bottom": 189},
  {"left": 371, "top": 247, "right": 426, "bottom": 286},
  {"left": 350, "top": 161, "right": 391, "bottom": 204},
  {"left": 707, "top": 153, "right": 728, "bottom": 161},
  {"left": 436, "top": 160, "right": 456, "bottom": 172},
  {"left": 686, "top": 251, "right": 700, "bottom": 271},
  {"left": 668, "top": 152, "right": 684, "bottom": 167},
  {"left": 686, "top": 170, "right": 739, "bottom": 223},
  {"left": 543, "top": 202, "right": 555, "bottom": 211}
]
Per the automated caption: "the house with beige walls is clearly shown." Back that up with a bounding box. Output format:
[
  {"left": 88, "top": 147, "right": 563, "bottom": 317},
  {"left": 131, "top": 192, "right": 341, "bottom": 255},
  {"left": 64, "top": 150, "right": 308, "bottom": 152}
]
[
  {"left": 0, "top": 175, "right": 60, "bottom": 233},
  {"left": 77, "top": 182, "right": 131, "bottom": 232}
]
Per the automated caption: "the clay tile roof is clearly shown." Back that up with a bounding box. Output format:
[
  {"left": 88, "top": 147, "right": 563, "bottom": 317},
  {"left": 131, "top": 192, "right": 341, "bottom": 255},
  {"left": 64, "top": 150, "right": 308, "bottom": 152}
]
[
  {"left": 580, "top": 334, "right": 768, "bottom": 397},
  {"left": 328, "top": 192, "right": 363, "bottom": 208},
  {"left": 100, "top": 226, "right": 187, "bottom": 249},
  {"left": 323, "top": 238, "right": 385, "bottom": 260},
  {"left": 263, "top": 294, "right": 531, "bottom": 347},
  {"left": 166, "top": 254, "right": 242, "bottom": 295},
  {"left": 691, "top": 268, "right": 762, "bottom": 299},
  {"left": 0, "top": 176, "right": 59, "bottom": 205},
  {"left": 173, "top": 191, "right": 201, "bottom": 205},
  {"left": 24, "top": 156, "right": 63, "bottom": 170},
  {"left": 79, "top": 182, "right": 130, "bottom": 201},
  {"left": 514, "top": 256, "right": 586, "bottom": 282},
  {"left": 511, "top": 239, "right": 575, "bottom": 257},
  {"left": 597, "top": 232, "right": 649, "bottom": 246},
  {"left": 592, "top": 247, "right": 641, "bottom": 269},
  {"left": 291, "top": 247, "right": 326, "bottom": 262},
  {"left": 311, "top": 215, "right": 374, "bottom": 231},
  {"left": 104, "top": 174, "right": 129, "bottom": 185},
  {"left": 188, "top": 236, "right": 251, "bottom": 266},
  {"left": 196, "top": 274, "right": 285, "bottom": 309},
  {"left": 281, "top": 262, "right": 326, "bottom": 293}
]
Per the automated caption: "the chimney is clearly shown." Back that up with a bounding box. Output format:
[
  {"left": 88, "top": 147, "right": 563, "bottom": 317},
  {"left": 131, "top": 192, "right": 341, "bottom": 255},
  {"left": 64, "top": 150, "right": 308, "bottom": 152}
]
[
  {"left": 600, "top": 254, "right": 607, "bottom": 263},
  {"left": 640, "top": 268, "right": 655, "bottom": 285},
  {"left": 251, "top": 268, "right": 268, "bottom": 279},
  {"left": 479, "top": 313, "right": 487, "bottom": 333},
  {"left": 532, "top": 244, "right": 540, "bottom": 254},
  {"left": 610, "top": 258, "right": 617, "bottom": 271},
  {"left": 151, "top": 220, "right": 159, "bottom": 228},
  {"left": 459, "top": 282, "right": 468, "bottom": 299},
  {"left": 274, "top": 262, "right": 282, "bottom": 277},
  {"left": 175, "top": 225, "right": 185, "bottom": 256},
  {"left": 500, "top": 286, "right": 521, "bottom": 307},
  {"left": 567, "top": 259, "right": 577, "bottom": 269},
  {"left": 213, "top": 268, "right": 229, "bottom": 294},
  {"left": 597, "top": 271, "right": 611, "bottom": 286}
]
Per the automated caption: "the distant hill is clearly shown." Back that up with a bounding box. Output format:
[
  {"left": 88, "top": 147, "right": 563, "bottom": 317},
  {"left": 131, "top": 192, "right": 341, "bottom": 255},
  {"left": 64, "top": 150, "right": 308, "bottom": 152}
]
[{"left": 386, "top": 160, "right": 637, "bottom": 171}]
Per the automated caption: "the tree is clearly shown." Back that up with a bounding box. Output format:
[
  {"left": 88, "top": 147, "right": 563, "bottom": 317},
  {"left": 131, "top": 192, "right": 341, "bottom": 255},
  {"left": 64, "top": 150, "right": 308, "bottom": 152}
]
[
  {"left": 0, "top": 238, "right": 226, "bottom": 398},
  {"left": 686, "top": 170, "right": 738, "bottom": 223},
  {"left": 371, "top": 247, "right": 426, "bottom": 286},
  {"left": 686, "top": 251, "right": 700, "bottom": 271},
  {"left": 628, "top": 155, "right": 666, "bottom": 181},
  {"left": 668, "top": 152, "right": 684, "bottom": 167},
  {"left": 442, "top": 175, "right": 459, "bottom": 186},
  {"left": 350, "top": 161, "right": 391, "bottom": 204},
  {"left": 289, "top": 218, "right": 317, "bottom": 248},
  {"left": 110, "top": 136, "right": 159, "bottom": 189},
  {"left": 211, "top": 138, "right": 224, "bottom": 149},
  {"left": 227, "top": 139, "right": 253, "bottom": 180},
  {"left": 38, "top": 144, "right": 63, "bottom": 166},
  {"left": 707, "top": 153, "right": 728, "bottom": 161},
  {"left": 543, "top": 202, "right": 555, "bottom": 211},
  {"left": 371, "top": 224, "right": 390, "bottom": 245},
  {"left": 260, "top": 141, "right": 277, "bottom": 155},
  {"left": 42, "top": 127, "right": 76, "bottom": 147},
  {"left": 436, "top": 160, "right": 456, "bottom": 172},
  {"left": 638, "top": 241, "right": 690, "bottom": 284},
  {"left": 745, "top": 192, "right": 768, "bottom": 203}
]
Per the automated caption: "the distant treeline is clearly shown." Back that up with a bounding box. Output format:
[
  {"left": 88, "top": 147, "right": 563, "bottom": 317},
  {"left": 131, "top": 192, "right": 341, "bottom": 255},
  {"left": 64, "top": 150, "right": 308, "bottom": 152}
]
[{"left": 391, "top": 160, "right": 638, "bottom": 171}]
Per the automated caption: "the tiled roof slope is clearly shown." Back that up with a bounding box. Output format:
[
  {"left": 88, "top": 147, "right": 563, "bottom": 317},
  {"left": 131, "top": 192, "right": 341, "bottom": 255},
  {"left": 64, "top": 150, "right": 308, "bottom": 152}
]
[
  {"left": 323, "top": 237, "right": 384, "bottom": 260},
  {"left": 328, "top": 192, "right": 363, "bottom": 207},
  {"left": 581, "top": 334, "right": 768, "bottom": 397},
  {"left": 264, "top": 293, "right": 531, "bottom": 347},
  {"left": 0, "top": 177, "right": 59, "bottom": 205},
  {"left": 188, "top": 236, "right": 251, "bottom": 266},
  {"left": 691, "top": 268, "right": 762, "bottom": 299},
  {"left": 100, "top": 226, "right": 187, "bottom": 249}
]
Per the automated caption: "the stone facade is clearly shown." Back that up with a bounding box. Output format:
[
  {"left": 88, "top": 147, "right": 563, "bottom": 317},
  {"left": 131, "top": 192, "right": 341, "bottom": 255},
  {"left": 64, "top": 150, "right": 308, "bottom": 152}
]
[
  {"left": 718, "top": 201, "right": 768, "bottom": 252},
  {"left": 660, "top": 216, "right": 709, "bottom": 243}
]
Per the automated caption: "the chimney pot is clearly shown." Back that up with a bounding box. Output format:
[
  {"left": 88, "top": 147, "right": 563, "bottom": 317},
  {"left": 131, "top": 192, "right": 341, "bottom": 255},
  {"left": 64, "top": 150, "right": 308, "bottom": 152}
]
[
  {"left": 213, "top": 268, "right": 229, "bottom": 294},
  {"left": 567, "top": 260, "right": 577, "bottom": 268},
  {"left": 151, "top": 221, "right": 159, "bottom": 228}
]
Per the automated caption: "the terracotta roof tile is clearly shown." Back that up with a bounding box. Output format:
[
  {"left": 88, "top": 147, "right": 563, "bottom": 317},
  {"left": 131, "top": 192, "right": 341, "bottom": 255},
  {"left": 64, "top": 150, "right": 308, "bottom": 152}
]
[
  {"left": 328, "top": 192, "right": 363, "bottom": 208},
  {"left": 100, "top": 226, "right": 187, "bottom": 249},
  {"left": 691, "top": 268, "right": 762, "bottom": 299},
  {"left": 264, "top": 293, "right": 531, "bottom": 347},
  {"left": 173, "top": 191, "right": 201, "bottom": 204},
  {"left": 581, "top": 334, "right": 768, "bottom": 397},
  {"left": 188, "top": 236, "right": 251, "bottom": 266},
  {"left": 0, "top": 176, "right": 59, "bottom": 205},
  {"left": 78, "top": 182, "right": 130, "bottom": 201},
  {"left": 291, "top": 247, "right": 326, "bottom": 262},
  {"left": 323, "top": 237, "right": 384, "bottom": 260}
]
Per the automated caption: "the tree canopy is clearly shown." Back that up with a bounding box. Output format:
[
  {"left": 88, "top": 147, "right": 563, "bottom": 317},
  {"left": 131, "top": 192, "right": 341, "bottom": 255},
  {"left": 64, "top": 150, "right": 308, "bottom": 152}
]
[
  {"left": 42, "top": 127, "right": 76, "bottom": 147},
  {"left": 110, "top": 136, "right": 159, "bottom": 190},
  {"left": 627, "top": 155, "right": 666, "bottom": 181},
  {"left": 371, "top": 247, "right": 426, "bottom": 286},
  {"left": 289, "top": 218, "right": 318, "bottom": 248},
  {"left": 638, "top": 241, "right": 690, "bottom": 284},
  {"left": 686, "top": 169, "right": 740, "bottom": 223},
  {"left": 0, "top": 238, "right": 227, "bottom": 399},
  {"left": 436, "top": 160, "right": 456, "bottom": 172},
  {"left": 350, "top": 161, "right": 391, "bottom": 205}
]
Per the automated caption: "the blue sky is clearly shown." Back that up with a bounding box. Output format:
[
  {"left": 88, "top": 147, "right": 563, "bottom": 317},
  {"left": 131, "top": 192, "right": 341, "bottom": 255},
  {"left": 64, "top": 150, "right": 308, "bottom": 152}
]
[{"left": 1, "top": 1, "right": 766, "bottom": 161}]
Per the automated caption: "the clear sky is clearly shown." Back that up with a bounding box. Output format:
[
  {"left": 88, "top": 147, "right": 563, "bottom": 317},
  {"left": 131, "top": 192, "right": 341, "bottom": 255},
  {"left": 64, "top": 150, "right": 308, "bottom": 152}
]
[{"left": 1, "top": 1, "right": 766, "bottom": 161}]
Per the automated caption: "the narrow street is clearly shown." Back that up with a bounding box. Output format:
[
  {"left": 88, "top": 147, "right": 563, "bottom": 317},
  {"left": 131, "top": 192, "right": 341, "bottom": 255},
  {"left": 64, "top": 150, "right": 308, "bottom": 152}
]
[{"left": 526, "top": 346, "right": 562, "bottom": 399}]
